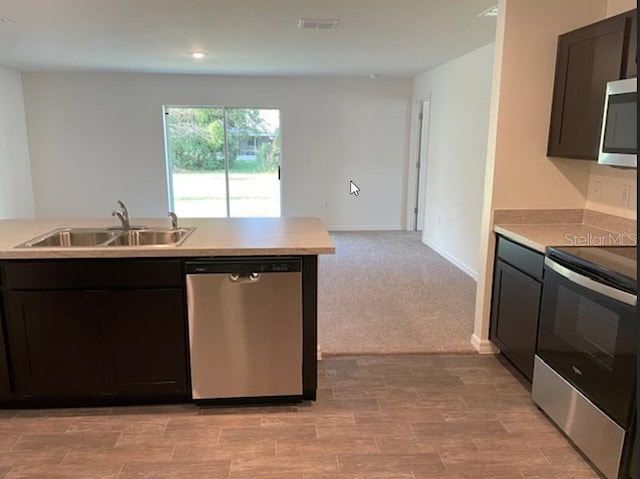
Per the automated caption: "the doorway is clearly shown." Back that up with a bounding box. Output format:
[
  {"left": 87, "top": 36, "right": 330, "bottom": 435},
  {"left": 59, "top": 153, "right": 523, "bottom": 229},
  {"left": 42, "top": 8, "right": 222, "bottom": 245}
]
[{"left": 163, "top": 106, "right": 281, "bottom": 218}]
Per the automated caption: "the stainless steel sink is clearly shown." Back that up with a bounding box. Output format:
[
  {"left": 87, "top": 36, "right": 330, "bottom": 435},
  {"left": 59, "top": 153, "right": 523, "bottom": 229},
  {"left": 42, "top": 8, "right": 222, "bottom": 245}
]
[
  {"left": 18, "top": 228, "right": 120, "bottom": 248},
  {"left": 17, "top": 227, "right": 195, "bottom": 248},
  {"left": 108, "top": 228, "right": 194, "bottom": 247}
]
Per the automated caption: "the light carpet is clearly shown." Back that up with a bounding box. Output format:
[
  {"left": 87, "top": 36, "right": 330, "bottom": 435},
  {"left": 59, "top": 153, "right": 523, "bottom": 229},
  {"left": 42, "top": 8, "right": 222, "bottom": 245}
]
[{"left": 318, "top": 231, "right": 477, "bottom": 355}]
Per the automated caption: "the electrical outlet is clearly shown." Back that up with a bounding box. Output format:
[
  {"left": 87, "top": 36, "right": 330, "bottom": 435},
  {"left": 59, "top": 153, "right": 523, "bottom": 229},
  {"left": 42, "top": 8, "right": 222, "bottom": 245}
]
[
  {"left": 621, "top": 184, "right": 631, "bottom": 206},
  {"left": 592, "top": 181, "right": 602, "bottom": 200}
]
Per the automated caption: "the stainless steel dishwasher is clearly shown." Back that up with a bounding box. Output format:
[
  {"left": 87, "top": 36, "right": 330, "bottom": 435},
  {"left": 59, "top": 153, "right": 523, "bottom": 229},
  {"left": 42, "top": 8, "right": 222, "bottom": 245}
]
[{"left": 185, "top": 258, "right": 303, "bottom": 401}]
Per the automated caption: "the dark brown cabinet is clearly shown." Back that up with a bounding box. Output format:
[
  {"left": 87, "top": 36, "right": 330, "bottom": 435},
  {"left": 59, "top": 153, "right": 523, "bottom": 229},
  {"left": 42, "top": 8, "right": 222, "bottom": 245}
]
[
  {"left": 101, "top": 289, "right": 187, "bottom": 396},
  {"left": 490, "top": 237, "right": 544, "bottom": 382},
  {"left": 6, "top": 292, "right": 103, "bottom": 397},
  {"left": 2, "top": 259, "right": 188, "bottom": 402},
  {"left": 625, "top": 11, "right": 637, "bottom": 78},
  {"left": 547, "top": 9, "right": 637, "bottom": 160},
  {"left": 0, "top": 306, "right": 12, "bottom": 398}
]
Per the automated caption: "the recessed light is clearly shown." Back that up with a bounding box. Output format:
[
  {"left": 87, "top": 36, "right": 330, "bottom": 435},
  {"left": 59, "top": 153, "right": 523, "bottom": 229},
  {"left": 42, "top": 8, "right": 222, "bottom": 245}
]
[
  {"left": 0, "top": 16, "right": 13, "bottom": 24},
  {"left": 191, "top": 52, "right": 206, "bottom": 59},
  {"left": 477, "top": 5, "right": 498, "bottom": 17},
  {"left": 297, "top": 18, "right": 340, "bottom": 30}
]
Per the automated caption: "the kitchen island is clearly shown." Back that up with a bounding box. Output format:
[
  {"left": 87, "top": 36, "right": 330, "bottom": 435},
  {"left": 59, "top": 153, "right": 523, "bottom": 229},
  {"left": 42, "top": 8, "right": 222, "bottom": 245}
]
[{"left": 0, "top": 217, "right": 334, "bottom": 407}]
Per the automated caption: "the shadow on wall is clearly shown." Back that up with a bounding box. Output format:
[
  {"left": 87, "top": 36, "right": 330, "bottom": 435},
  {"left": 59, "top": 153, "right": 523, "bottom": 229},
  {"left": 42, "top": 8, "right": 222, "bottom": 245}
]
[{"left": 548, "top": 157, "right": 591, "bottom": 197}]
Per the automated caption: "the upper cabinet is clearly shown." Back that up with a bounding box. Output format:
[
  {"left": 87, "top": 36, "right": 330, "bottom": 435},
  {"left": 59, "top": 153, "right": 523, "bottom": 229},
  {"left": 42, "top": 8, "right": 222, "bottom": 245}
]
[
  {"left": 625, "top": 11, "right": 637, "bottom": 78},
  {"left": 547, "top": 9, "right": 637, "bottom": 160}
]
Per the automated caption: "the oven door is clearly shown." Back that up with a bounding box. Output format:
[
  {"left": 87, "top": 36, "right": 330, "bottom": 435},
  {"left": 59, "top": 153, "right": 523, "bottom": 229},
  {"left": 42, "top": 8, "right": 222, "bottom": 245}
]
[{"left": 537, "top": 257, "right": 636, "bottom": 428}]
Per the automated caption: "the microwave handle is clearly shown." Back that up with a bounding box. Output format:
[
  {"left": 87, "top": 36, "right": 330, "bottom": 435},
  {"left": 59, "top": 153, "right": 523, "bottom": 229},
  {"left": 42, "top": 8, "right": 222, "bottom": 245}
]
[{"left": 545, "top": 257, "right": 637, "bottom": 306}]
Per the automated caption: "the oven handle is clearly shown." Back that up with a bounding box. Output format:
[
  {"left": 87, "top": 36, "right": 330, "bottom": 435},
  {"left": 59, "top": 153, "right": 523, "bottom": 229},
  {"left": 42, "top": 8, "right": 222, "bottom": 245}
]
[{"left": 545, "top": 257, "right": 637, "bottom": 306}]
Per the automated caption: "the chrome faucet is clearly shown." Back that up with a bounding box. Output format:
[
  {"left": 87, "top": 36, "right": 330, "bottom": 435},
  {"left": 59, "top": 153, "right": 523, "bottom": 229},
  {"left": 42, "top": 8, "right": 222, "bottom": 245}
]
[
  {"left": 117, "top": 200, "right": 130, "bottom": 224},
  {"left": 112, "top": 200, "right": 131, "bottom": 229},
  {"left": 168, "top": 211, "right": 178, "bottom": 230}
]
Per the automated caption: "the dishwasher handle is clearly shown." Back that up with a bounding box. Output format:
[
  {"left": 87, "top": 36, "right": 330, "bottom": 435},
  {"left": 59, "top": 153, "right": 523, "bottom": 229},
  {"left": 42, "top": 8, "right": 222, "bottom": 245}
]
[{"left": 229, "top": 272, "right": 261, "bottom": 284}]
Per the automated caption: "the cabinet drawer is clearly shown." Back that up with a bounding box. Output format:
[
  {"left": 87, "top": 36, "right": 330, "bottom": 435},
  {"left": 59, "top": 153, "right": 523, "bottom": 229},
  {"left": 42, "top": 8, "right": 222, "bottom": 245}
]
[
  {"left": 496, "top": 236, "right": 544, "bottom": 281},
  {"left": 4, "top": 259, "right": 182, "bottom": 290}
]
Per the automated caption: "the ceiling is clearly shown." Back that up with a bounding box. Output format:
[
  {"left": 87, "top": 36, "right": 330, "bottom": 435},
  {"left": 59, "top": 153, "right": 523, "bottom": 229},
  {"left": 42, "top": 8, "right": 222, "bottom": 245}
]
[{"left": 0, "top": 0, "right": 497, "bottom": 77}]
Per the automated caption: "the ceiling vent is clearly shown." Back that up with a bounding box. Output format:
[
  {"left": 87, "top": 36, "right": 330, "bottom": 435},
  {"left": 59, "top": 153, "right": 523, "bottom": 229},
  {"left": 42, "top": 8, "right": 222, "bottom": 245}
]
[
  {"left": 477, "top": 5, "right": 499, "bottom": 17},
  {"left": 298, "top": 18, "right": 340, "bottom": 30}
]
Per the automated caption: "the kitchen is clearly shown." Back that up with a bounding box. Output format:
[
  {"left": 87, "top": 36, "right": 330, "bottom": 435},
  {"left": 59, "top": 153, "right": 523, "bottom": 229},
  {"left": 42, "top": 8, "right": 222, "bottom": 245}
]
[{"left": 0, "top": 0, "right": 637, "bottom": 478}]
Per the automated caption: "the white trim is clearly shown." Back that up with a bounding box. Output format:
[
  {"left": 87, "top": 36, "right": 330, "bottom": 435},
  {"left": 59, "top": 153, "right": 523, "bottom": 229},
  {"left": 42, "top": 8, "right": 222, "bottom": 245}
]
[
  {"left": 327, "top": 225, "right": 402, "bottom": 232},
  {"left": 470, "top": 333, "right": 498, "bottom": 354},
  {"left": 422, "top": 237, "right": 478, "bottom": 280},
  {"left": 415, "top": 99, "right": 431, "bottom": 232},
  {"left": 405, "top": 99, "right": 420, "bottom": 231},
  {"left": 162, "top": 105, "right": 175, "bottom": 212},
  {"left": 405, "top": 95, "right": 431, "bottom": 231},
  {"left": 317, "top": 345, "right": 322, "bottom": 361}
]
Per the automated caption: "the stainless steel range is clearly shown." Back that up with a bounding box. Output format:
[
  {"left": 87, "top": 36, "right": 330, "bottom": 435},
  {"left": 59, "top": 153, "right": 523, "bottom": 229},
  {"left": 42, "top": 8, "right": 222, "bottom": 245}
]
[{"left": 533, "top": 245, "right": 637, "bottom": 479}]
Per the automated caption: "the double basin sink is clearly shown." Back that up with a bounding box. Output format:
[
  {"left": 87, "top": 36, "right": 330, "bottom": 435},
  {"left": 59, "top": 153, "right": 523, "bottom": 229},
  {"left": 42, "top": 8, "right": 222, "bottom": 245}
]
[{"left": 18, "top": 227, "right": 195, "bottom": 248}]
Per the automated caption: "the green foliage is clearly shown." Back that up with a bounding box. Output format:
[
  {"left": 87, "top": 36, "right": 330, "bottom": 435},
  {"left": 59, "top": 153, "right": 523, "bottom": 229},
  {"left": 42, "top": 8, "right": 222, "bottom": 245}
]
[
  {"left": 167, "top": 108, "right": 280, "bottom": 173},
  {"left": 255, "top": 130, "right": 280, "bottom": 173}
]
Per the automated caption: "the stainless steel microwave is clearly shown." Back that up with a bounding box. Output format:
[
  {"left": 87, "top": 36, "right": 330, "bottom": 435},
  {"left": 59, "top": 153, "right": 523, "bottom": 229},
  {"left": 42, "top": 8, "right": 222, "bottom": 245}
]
[{"left": 598, "top": 77, "right": 637, "bottom": 168}]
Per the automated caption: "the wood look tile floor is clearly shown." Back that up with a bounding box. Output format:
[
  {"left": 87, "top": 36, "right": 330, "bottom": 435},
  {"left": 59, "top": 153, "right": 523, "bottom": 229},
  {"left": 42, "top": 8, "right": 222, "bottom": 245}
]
[{"left": 0, "top": 355, "right": 601, "bottom": 479}]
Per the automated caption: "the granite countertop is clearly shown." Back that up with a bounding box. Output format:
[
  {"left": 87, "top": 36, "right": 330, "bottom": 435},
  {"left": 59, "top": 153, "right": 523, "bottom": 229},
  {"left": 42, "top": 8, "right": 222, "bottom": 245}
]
[
  {"left": 0, "top": 217, "right": 336, "bottom": 259},
  {"left": 493, "top": 209, "right": 637, "bottom": 253}
]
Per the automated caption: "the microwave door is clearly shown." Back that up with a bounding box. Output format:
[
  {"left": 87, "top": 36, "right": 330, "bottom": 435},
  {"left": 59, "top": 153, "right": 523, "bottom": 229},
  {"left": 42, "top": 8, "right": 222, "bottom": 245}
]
[{"left": 598, "top": 77, "right": 637, "bottom": 168}]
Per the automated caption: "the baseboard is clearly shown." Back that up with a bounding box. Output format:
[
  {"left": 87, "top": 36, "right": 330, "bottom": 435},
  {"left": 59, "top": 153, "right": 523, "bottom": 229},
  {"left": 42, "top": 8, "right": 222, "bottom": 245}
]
[
  {"left": 421, "top": 238, "right": 478, "bottom": 280},
  {"left": 327, "top": 225, "right": 402, "bottom": 232},
  {"left": 470, "top": 333, "right": 498, "bottom": 354}
]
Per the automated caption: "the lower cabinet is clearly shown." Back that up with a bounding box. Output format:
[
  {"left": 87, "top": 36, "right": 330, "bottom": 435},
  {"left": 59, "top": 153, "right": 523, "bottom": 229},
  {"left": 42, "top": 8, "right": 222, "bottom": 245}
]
[
  {"left": 490, "top": 237, "right": 544, "bottom": 382},
  {"left": 101, "top": 289, "right": 187, "bottom": 396},
  {"left": 2, "top": 259, "right": 189, "bottom": 402},
  {"left": 0, "top": 305, "right": 12, "bottom": 398},
  {"left": 6, "top": 291, "right": 103, "bottom": 397},
  {"left": 5, "top": 289, "right": 188, "bottom": 399}
]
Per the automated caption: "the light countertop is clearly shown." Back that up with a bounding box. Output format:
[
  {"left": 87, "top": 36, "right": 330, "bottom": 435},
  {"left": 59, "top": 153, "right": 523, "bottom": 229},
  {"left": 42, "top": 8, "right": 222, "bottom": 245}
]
[
  {"left": 0, "top": 217, "right": 335, "bottom": 259},
  {"left": 494, "top": 223, "right": 636, "bottom": 253}
]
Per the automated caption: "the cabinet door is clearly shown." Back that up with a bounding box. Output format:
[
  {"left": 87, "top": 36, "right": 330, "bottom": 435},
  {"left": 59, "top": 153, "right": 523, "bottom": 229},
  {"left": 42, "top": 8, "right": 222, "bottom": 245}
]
[
  {"left": 624, "top": 11, "right": 637, "bottom": 78},
  {"left": 547, "top": 15, "right": 627, "bottom": 160},
  {"left": 5, "top": 292, "right": 103, "bottom": 397},
  {"left": 0, "top": 305, "right": 12, "bottom": 397},
  {"left": 101, "top": 289, "right": 188, "bottom": 397},
  {"left": 490, "top": 260, "right": 542, "bottom": 381}
]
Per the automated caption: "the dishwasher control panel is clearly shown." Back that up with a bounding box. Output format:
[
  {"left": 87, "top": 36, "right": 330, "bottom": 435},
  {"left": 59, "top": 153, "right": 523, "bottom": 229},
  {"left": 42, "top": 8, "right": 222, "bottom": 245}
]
[{"left": 185, "top": 257, "right": 302, "bottom": 275}]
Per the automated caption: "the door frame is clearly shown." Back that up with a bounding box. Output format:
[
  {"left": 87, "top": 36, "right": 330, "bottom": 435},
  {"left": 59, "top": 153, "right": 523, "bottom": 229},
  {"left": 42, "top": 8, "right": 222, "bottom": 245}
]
[
  {"left": 405, "top": 96, "right": 431, "bottom": 231},
  {"left": 162, "top": 105, "right": 176, "bottom": 213}
]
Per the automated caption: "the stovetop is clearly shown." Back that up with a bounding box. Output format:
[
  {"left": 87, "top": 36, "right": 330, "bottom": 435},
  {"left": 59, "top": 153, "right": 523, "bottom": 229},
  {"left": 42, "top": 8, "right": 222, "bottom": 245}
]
[{"left": 546, "top": 245, "right": 637, "bottom": 294}]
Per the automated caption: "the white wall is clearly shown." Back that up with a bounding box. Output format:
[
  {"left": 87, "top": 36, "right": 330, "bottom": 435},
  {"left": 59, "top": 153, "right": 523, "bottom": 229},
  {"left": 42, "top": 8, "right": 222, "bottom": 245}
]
[
  {"left": 472, "top": 0, "right": 609, "bottom": 353},
  {"left": 586, "top": 164, "right": 637, "bottom": 219},
  {"left": 0, "top": 67, "right": 35, "bottom": 219},
  {"left": 412, "top": 43, "right": 495, "bottom": 278},
  {"left": 22, "top": 72, "right": 411, "bottom": 228},
  {"left": 607, "top": 0, "right": 635, "bottom": 15}
]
